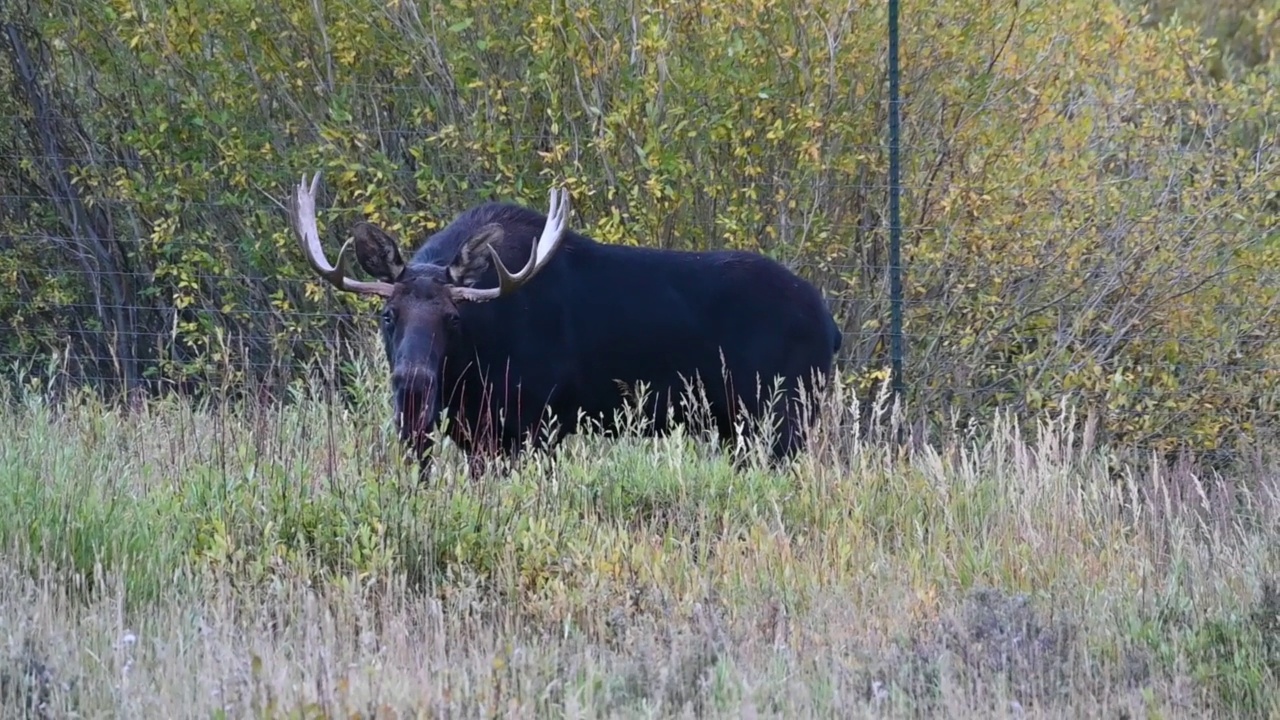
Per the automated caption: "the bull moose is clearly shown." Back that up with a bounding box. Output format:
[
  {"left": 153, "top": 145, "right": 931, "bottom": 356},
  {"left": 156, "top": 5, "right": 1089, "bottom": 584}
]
[{"left": 288, "top": 173, "right": 842, "bottom": 473}]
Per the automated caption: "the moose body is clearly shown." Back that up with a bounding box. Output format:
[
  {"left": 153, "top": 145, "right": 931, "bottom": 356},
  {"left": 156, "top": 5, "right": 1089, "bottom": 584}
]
[{"left": 289, "top": 175, "right": 842, "bottom": 471}]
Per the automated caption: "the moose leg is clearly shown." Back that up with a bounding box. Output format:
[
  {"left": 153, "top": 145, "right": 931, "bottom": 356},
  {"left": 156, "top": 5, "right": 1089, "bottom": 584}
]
[
  {"left": 453, "top": 410, "right": 511, "bottom": 480},
  {"left": 768, "top": 400, "right": 804, "bottom": 463}
]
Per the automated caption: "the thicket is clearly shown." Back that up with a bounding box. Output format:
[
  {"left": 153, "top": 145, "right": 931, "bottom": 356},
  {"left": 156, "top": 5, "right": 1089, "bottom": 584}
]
[{"left": 0, "top": 0, "right": 1276, "bottom": 460}]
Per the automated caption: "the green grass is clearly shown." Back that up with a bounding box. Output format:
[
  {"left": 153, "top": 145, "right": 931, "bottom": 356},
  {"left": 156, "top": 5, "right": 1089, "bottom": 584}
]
[{"left": 0, "top": 374, "right": 1277, "bottom": 718}]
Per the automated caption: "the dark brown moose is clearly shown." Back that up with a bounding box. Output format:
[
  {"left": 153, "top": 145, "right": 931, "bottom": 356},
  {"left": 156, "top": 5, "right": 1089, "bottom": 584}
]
[{"left": 288, "top": 173, "right": 842, "bottom": 475}]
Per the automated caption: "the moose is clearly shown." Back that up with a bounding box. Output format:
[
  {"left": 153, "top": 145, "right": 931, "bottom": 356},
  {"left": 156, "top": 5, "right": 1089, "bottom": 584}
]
[{"left": 288, "top": 173, "right": 842, "bottom": 473}]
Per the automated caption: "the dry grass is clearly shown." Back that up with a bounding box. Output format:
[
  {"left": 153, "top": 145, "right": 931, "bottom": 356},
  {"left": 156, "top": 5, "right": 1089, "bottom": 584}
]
[{"left": 0, "top": 368, "right": 1277, "bottom": 719}]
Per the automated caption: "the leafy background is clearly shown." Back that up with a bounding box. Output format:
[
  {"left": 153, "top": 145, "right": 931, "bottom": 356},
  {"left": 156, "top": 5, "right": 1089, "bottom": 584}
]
[{"left": 1, "top": 0, "right": 1277, "bottom": 462}]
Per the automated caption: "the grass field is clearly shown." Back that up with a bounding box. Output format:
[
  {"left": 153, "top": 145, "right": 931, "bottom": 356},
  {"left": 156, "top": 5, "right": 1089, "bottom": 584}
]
[{"left": 1, "top": 367, "right": 1277, "bottom": 719}]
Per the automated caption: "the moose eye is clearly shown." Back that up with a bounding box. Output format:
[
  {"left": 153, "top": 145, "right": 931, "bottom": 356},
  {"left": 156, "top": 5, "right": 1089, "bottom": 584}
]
[{"left": 381, "top": 309, "right": 396, "bottom": 328}]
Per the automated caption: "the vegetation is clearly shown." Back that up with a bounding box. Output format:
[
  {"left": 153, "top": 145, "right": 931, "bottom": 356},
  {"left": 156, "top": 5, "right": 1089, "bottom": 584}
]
[
  {"left": 1, "top": 359, "right": 1277, "bottom": 717},
  {"left": 2, "top": 1, "right": 1277, "bottom": 715},
  {"left": 1129, "top": 0, "right": 1279, "bottom": 77},
  {"left": 1, "top": 0, "right": 1277, "bottom": 463}
]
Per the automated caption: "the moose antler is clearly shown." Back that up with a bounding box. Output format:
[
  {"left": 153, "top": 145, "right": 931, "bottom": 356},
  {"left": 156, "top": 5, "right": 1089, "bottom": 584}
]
[
  {"left": 289, "top": 172, "right": 396, "bottom": 297},
  {"left": 450, "top": 186, "right": 572, "bottom": 303}
]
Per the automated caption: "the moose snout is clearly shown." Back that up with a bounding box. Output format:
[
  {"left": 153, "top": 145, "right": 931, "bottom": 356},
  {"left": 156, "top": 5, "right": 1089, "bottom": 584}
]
[
  {"left": 392, "top": 365, "right": 436, "bottom": 394},
  {"left": 390, "top": 364, "right": 440, "bottom": 462},
  {"left": 392, "top": 365, "right": 439, "bottom": 435}
]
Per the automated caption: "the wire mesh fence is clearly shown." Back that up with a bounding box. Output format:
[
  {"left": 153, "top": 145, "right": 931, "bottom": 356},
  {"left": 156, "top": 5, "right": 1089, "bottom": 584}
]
[{"left": 1, "top": 1, "right": 1277, "bottom": 464}]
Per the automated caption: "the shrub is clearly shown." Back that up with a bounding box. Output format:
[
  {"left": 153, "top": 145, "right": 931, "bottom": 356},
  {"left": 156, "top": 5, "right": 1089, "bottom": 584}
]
[{"left": 0, "top": 0, "right": 1275, "bottom": 458}]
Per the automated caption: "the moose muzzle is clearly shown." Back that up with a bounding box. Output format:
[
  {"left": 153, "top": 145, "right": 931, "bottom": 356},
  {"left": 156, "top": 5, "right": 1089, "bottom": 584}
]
[{"left": 392, "top": 365, "right": 439, "bottom": 455}]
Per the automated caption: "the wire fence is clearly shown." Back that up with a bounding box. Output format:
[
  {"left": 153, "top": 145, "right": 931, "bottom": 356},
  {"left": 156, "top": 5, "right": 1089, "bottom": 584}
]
[{"left": 2, "top": 6, "right": 1278, "bottom": 464}]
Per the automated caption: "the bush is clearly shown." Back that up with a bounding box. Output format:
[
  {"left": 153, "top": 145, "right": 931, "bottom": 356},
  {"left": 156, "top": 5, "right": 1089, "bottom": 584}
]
[{"left": 0, "top": 0, "right": 1276, "bottom": 458}]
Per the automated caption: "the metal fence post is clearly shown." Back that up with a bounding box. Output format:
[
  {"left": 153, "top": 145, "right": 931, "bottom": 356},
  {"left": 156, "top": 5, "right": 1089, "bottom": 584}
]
[{"left": 887, "top": 0, "right": 906, "bottom": 428}]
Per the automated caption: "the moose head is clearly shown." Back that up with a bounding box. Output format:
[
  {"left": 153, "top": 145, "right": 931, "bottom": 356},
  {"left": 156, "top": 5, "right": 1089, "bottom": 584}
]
[{"left": 287, "top": 173, "right": 571, "bottom": 457}]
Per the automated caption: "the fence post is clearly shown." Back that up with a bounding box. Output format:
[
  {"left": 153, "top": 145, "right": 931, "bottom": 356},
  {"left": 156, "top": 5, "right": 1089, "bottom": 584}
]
[{"left": 887, "top": 0, "right": 906, "bottom": 430}]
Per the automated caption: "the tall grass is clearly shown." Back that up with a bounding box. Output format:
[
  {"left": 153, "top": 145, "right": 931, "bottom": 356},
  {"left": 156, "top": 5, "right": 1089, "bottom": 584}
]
[{"left": 0, "top": 364, "right": 1277, "bottom": 718}]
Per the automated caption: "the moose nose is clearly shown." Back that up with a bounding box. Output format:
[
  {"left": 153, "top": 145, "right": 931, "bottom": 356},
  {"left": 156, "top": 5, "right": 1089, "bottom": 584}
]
[{"left": 392, "top": 365, "right": 435, "bottom": 392}]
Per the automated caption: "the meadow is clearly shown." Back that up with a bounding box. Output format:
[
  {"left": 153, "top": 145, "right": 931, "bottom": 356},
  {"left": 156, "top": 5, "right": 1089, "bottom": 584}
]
[
  {"left": 2, "top": 0, "right": 1278, "bottom": 716},
  {"left": 1, "top": 360, "right": 1277, "bottom": 719}
]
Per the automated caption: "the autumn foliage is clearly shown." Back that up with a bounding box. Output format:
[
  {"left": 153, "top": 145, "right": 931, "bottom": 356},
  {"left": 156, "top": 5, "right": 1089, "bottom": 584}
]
[{"left": 0, "top": 0, "right": 1276, "bottom": 459}]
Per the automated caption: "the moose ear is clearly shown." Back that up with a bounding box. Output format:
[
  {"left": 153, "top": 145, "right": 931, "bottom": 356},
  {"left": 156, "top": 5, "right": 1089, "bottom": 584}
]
[
  {"left": 448, "top": 223, "right": 504, "bottom": 286},
  {"left": 351, "top": 222, "right": 407, "bottom": 282}
]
